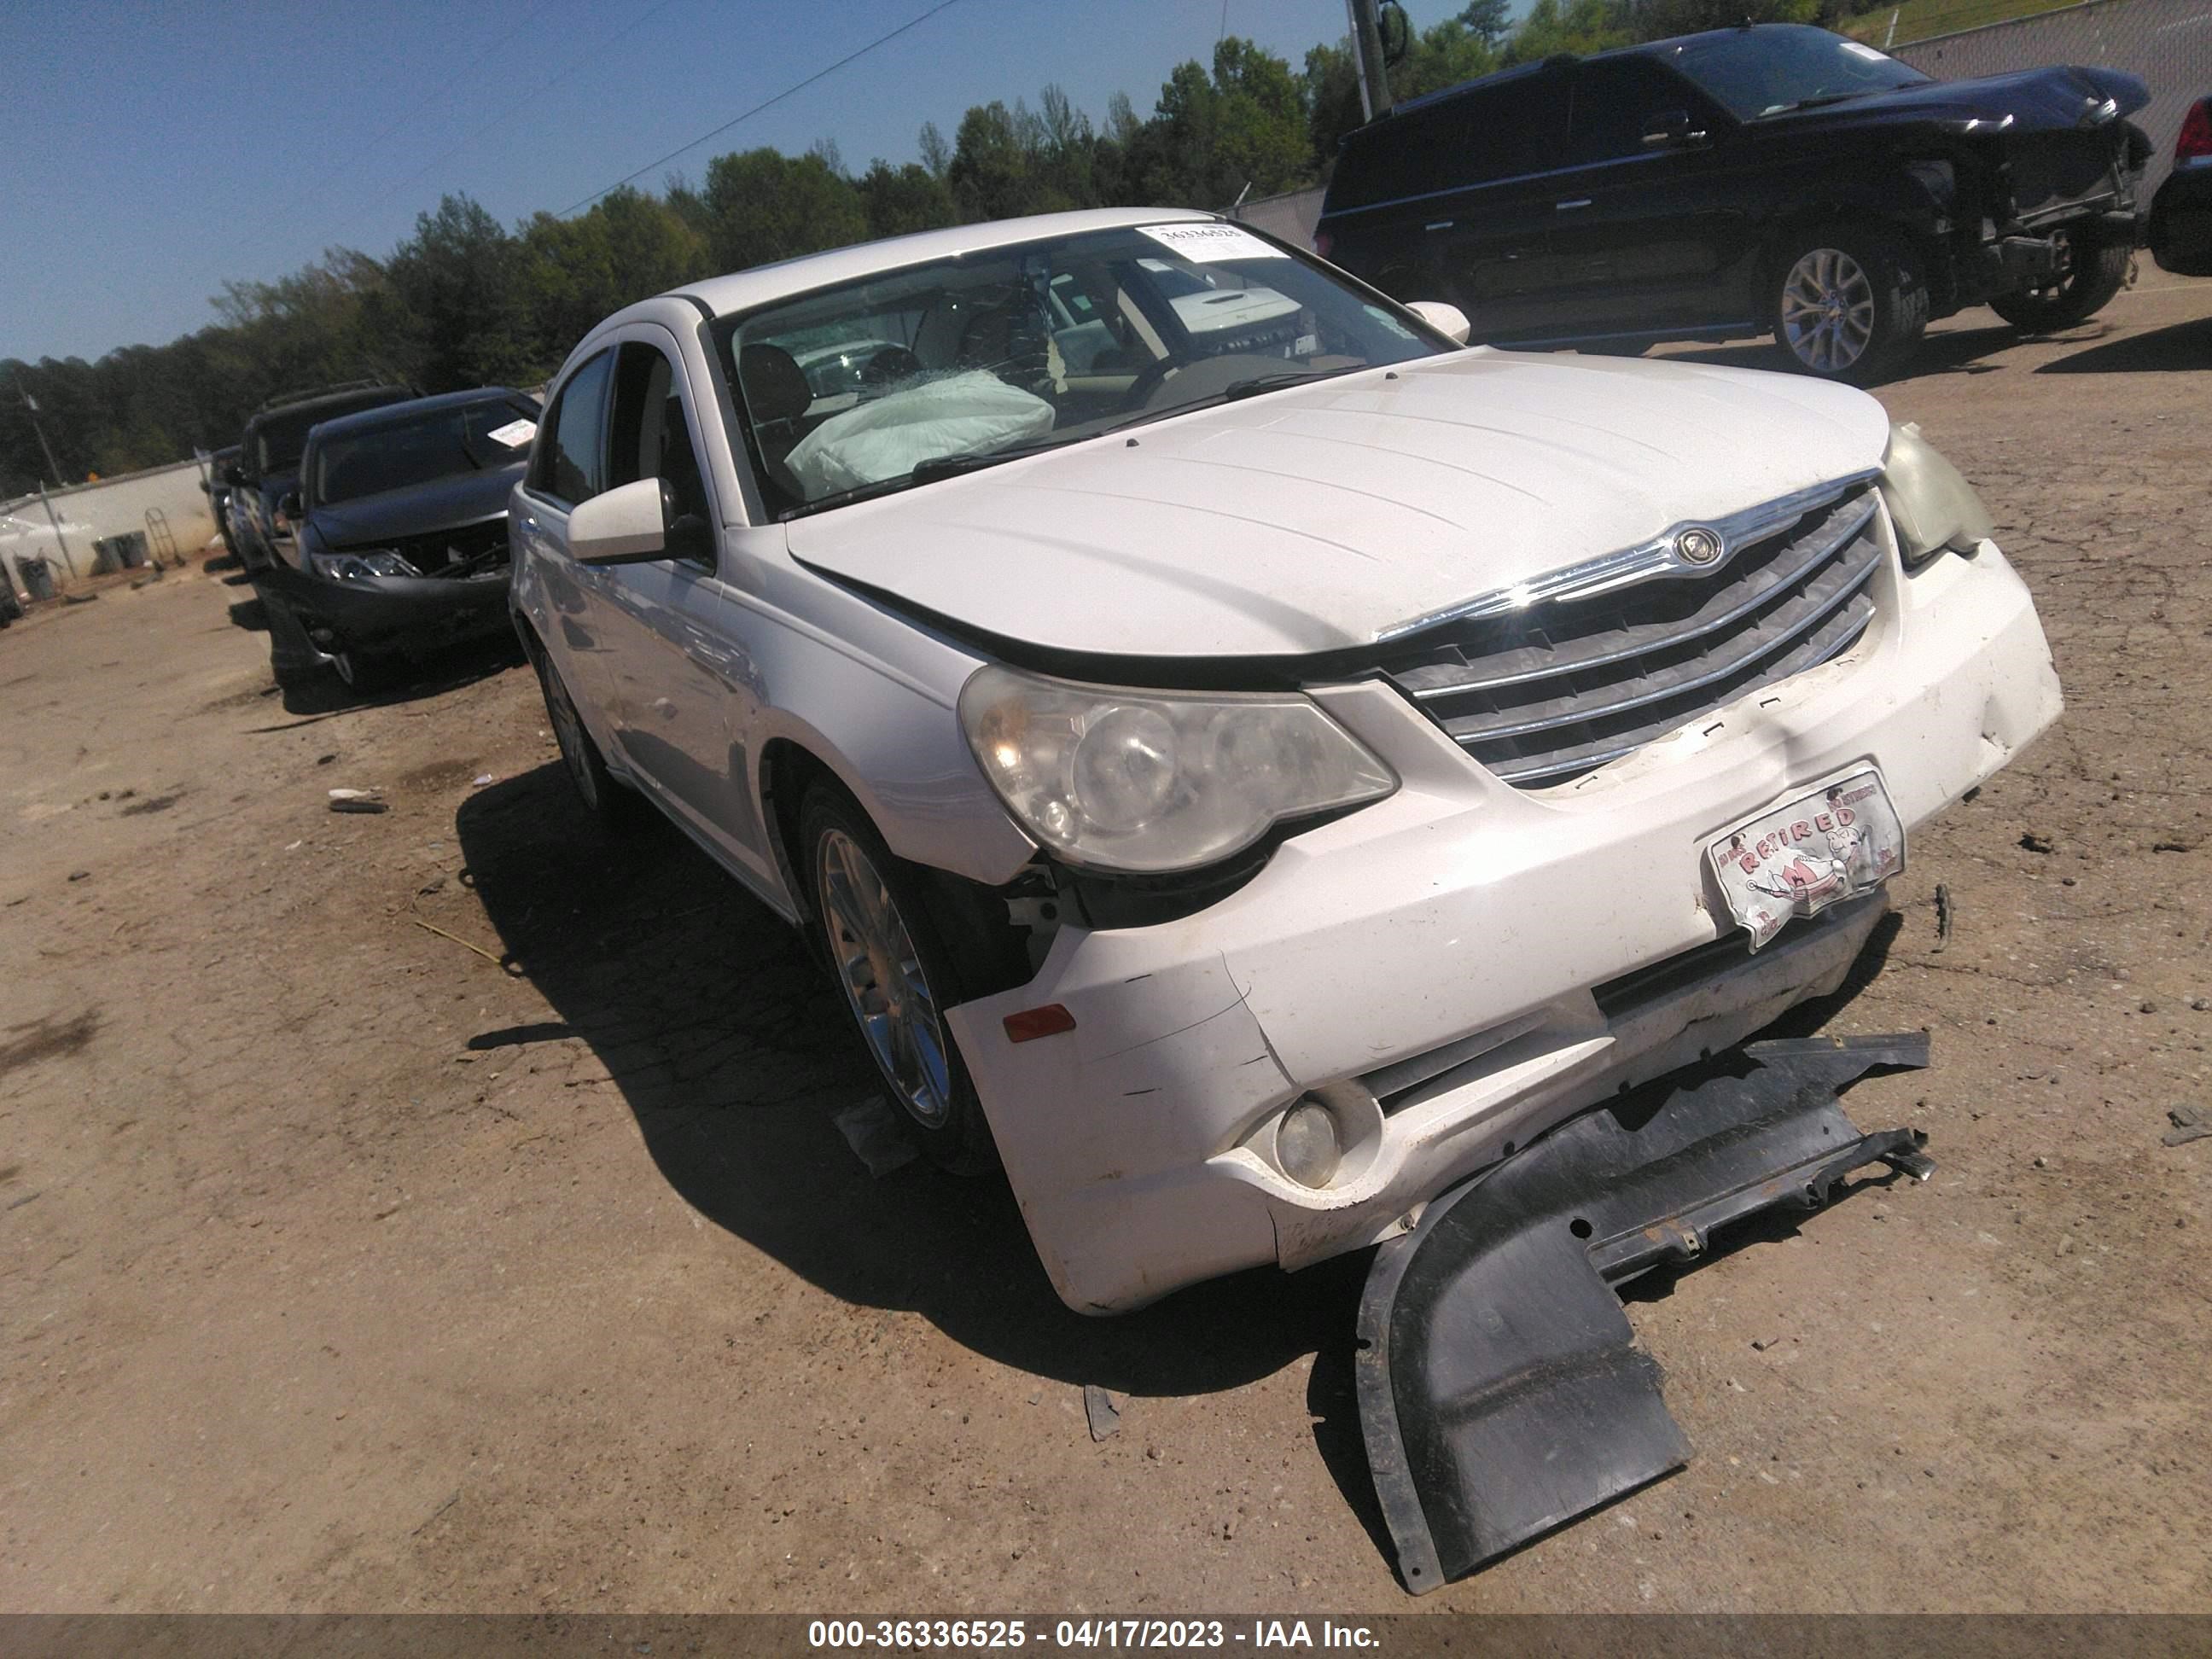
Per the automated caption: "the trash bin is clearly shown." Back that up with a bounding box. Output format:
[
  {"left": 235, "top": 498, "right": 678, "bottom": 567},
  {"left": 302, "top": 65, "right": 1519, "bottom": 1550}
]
[
  {"left": 19, "top": 556, "right": 56, "bottom": 602},
  {"left": 94, "top": 533, "right": 148, "bottom": 573}
]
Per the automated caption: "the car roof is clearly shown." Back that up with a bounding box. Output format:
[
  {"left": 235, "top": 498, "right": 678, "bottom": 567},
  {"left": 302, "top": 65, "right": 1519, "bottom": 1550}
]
[
  {"left": 663, "top": 207, "right": 1218, "bottom": 324},
  {"left": 1368, "top": 23, "right": 1815, "bottom": 130},
  {"left": 247, "top": 382, "right": 412, "bottom": 424},
  {"left": 305, "top": 387, "right": 530, "bottom": 443}
]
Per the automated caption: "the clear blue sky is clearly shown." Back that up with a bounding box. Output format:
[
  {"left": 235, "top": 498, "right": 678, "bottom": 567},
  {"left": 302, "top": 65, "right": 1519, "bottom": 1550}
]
[{"left": 2, "top": 0, "right": 1475, "bottom": 366}]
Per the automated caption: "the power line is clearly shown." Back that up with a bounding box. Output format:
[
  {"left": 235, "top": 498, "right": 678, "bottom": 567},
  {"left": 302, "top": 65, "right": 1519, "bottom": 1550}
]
[
  {"left": 304, "top": 0, "right": 692, "bottom": 252},
  {"left": 181, "top": 0, "right": 571, "bottom": 292},
  {"left": 557, "top": 0, "right": 967, "bottom": 217}
]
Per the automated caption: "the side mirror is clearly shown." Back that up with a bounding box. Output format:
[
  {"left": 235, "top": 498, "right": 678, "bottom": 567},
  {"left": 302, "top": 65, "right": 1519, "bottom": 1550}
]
[
  {"left": 277, "top": 491, "right": 303, "bottom": 520},
  {"left": 1405, "top": 300, "right": 1472, "bottom": 346},
  {"left": 1641, "top": 110, "right": 1708, "bottom": 148},
  {"left": 224, "top": 463, "right": 245, "bottom": 486},
  {"left": 568, "top": 477, "right": 713, "bottom": 567}
]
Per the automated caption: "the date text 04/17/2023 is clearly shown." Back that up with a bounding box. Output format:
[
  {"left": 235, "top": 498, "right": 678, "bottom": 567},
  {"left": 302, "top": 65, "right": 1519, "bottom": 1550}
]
[{"left": 806, "top": 1620, "right": 1382, "bottom": 1650}]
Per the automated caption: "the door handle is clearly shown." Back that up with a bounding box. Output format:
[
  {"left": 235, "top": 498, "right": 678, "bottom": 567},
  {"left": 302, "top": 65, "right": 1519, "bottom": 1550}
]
[
  {"left": 1555, "top": 198, "right": 1592, "bottom": 211},
  {"left": 1424, "top": 219, "right": 1454, "bottom": 232}
]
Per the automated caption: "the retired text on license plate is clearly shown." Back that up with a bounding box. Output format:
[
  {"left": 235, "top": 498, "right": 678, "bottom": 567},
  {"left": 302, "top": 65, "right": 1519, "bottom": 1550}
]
[{"left": 1708, "top": 771, "right": 1904, "bottom": 950}]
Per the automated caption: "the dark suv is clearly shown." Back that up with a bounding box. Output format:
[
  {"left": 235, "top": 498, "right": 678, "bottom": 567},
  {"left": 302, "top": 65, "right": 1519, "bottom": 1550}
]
[
  {"left": 1316, "top": 24, "right": 2151, "bottom": 382},
  {"left": 227, "top": 381, "right": 414, "bottom": 571}
]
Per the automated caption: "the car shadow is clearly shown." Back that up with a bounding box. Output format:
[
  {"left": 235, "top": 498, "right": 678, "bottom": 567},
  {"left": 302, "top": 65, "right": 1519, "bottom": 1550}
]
[
  {"left": 454, "top": 763, "right": 1359, "bottom": 1400},
  {"left": 1654, "top": 323, "right": 2026, "bottom": 381},
  {"left": 2034, "top": 309, "right": 2212, "bottom": 373}
]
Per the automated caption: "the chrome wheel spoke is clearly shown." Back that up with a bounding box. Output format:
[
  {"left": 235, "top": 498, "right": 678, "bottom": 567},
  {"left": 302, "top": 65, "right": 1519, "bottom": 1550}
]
[
  {"left": 816, "top": 827, "right": 953, "bottom": 1128},
  {"left": 1783, "top": 247, "right": 1874, "bottom": 371}
]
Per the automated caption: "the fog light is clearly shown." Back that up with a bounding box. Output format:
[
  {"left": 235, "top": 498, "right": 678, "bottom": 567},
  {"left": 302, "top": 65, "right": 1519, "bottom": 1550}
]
[{"left": 1276, "top": 1098, "right": 1342, "bottom": 1189}]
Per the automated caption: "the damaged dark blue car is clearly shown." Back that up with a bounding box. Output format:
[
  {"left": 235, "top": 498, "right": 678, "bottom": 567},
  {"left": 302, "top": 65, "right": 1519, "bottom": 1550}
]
[{"left": 259, "top": 388, "right": 541, "bottom": 690}]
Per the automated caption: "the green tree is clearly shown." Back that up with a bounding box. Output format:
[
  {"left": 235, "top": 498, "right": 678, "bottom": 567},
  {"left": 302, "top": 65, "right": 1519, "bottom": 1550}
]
[
  {"left": 697, "top": 148, "right": 868, "bottom": 273},
  {"left": 947, "top": 101, "right": 1041, "bottom": 220},
  {"left": 1502, "top": 0, "right": 1634, "bottom": 65},
  {"left": 383, "top": 195, "right": 533, "bottom": 391},
  {"left": 857, "top": 160, "right": 958, "bottom": 239}
]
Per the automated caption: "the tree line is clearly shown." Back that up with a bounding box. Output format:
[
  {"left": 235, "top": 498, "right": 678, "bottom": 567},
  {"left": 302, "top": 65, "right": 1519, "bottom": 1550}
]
[{"left": 3, "top": 0, "right": 1880, "bottom": 497}]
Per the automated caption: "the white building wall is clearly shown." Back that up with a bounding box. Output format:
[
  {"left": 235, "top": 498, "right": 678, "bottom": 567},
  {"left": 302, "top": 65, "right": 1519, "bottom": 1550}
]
[{"left": 0, "top": 457, "right": 220, "bottom": 597}]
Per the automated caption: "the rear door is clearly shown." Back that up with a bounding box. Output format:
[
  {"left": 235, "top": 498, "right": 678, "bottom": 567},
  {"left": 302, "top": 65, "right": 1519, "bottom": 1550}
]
[
  {"left": 1321, "top": 76, "right": 1568, "bottom": 341},
  {"left": 1541, "top": 58, "right": 1750, "bottom": 341}
]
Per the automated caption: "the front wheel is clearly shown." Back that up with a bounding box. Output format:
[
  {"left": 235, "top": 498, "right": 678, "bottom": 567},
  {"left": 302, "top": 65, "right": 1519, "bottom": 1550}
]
[
  {"left": 1988, "top": 230, "right": 2130, "bottom": 332},
  {"left": 800, "top": 785, "right": 998, "bottom": 1174},
  {"left": 1768, "top": 229, "right": 1928, "bottom": 385}
]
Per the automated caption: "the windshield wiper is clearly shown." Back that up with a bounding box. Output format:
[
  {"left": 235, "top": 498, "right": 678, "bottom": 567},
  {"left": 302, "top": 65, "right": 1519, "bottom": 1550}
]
[
  {"left": 782, "top": 437, "right": 1078, "bottom": 520},
  {"left": 908, "top": 436, "right": 1071, "bottom": 484},
  {"left": 1760, "top": 91, "right": 1866, "bottom": 116},
  {"left": 1220, "top": 366, "right": 1355, "bottom": 403}
]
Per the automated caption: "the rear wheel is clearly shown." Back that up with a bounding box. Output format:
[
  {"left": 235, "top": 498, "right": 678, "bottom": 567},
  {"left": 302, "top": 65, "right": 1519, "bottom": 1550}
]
[
  {"left": 1989, "top": 228, "right": 2131, "bottom": 332},
  {"left": 1768, "top": 228, "right": 1928, "bottom": 384},
  {"left": 800, "top": 784, "right": 997, "bottom": 1174},
  {"left": 529, "top": 637, "right": 641, "bottom": 831}
]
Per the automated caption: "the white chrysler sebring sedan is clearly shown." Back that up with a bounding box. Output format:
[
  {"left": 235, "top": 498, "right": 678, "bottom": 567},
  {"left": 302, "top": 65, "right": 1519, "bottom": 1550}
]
[{"left": 509, "top": 207, "right": 2059, "bottom": 1313}]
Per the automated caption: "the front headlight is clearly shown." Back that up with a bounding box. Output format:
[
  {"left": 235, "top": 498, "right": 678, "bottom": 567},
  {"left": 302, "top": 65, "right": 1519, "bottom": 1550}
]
[
  {"left": 1879, "top": 422, "right": 1994, "bottom": 568},
  {"left": 309, "top": 548, "right": 417, "bottom": 581},
  {"left": 958, "top": 665, "right": 1398, "bottom": 875}
]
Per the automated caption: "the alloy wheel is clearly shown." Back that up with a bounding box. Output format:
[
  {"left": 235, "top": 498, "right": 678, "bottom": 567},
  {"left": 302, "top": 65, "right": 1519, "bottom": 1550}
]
[
  {"left": 1780, "top": 247, "right": 1877, "bottom": 374},
  {"left": 817, "top": 828, "right": 952, "bottom": 1128}
]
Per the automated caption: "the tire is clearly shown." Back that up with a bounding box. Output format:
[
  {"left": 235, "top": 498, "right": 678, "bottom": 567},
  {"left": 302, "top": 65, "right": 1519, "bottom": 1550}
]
[
  {"left": 529, "top": 639, "right": 643, "bottom": 832},
  {"left": 798, "top": 783, "right": 998, "bottom": 1175},
  {"left": 1768, "top": 227, "right": 1929, "bottom": 385},
  {"left": 1989, "top": 229, "right": 2130, "bottom": 332}
]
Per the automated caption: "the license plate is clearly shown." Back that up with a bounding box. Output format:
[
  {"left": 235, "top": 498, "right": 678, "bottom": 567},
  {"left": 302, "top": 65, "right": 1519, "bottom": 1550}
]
[{"left": 1708, "top": 771, "right": 1904, "bottom": 950}]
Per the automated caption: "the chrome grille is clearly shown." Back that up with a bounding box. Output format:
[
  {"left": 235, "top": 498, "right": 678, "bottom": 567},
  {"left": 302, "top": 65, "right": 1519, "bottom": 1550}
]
[
  {"left": 341, "top": 515, "right": 509, "bottom": 580},
  {"left": 1382, "top": 482, "right": 1883, "bottom": 787}
]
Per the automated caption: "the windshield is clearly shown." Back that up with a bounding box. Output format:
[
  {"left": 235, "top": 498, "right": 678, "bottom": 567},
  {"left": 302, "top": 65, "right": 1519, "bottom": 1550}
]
[
  {"left": 1664, "top": 26, "right": 1927, "bottom": 119},
  {"left": 718, "top": 221, "right": 1446, "bottom": 519},
  {"left": 306, "top": 398, "right": 540, "bottom": 507}
]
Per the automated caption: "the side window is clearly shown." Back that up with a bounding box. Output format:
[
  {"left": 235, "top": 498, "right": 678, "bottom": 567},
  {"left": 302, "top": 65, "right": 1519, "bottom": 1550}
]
[
  {"left": 1565, "top": 61, "right": 1715, "bottom": 167},
  {"left": 1427, "top": 77, "right": 1569, "bottom": 189},
  {"left": 533, "top": 350, "right": 613, "bottom": 506},
  {"left": 607, "top": 341, "right": 711, "bottom": 559}
]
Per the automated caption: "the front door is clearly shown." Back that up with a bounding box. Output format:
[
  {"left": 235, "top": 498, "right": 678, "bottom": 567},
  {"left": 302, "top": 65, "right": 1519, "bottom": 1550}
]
[{"left": 588, "top": 335, "right": 775, "bottom": 884}]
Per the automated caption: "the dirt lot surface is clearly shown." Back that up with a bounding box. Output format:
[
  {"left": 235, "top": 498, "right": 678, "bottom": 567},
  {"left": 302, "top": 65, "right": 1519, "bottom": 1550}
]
[{"left": 3, "top": 279, "right": 2209, "bottom": 1616}]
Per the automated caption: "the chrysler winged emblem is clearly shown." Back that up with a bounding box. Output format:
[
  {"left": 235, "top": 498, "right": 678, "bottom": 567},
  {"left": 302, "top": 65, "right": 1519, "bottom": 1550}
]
[{"left": 1674, "top": 526, "right": 1725, "bottom": 567}]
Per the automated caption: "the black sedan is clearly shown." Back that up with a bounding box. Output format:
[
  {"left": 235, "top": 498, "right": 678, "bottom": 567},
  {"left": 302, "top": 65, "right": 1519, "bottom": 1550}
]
[
  {"left": 2150, "top": 96, "right": 2212, "bottom": 277},
  {"left": 260, "top": 388, "right": 540, "bottom": 690}
]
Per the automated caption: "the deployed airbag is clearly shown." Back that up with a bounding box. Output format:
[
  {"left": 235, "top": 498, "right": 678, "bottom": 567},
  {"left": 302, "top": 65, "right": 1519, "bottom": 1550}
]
[
  {"left": 1357, "top": 1034, "right": 1935, "bottom": 1593},
  {"left": 786, "top": 370, "right": 1054, "bottom": 497}
]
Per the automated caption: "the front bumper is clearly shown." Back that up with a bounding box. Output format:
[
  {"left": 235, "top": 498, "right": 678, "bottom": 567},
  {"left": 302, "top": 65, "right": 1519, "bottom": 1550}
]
[
  {"left": 261, "top": 564, "right": 515, "bottom": 658},
  {"left": 946, "top": 528, "right": 2061, "bottom": 1313}
]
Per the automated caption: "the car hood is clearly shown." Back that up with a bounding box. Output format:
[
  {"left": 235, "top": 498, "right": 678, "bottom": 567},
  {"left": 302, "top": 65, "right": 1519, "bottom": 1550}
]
[
  {"left": 308, "top": 465, "right": 525, "bottom": 548},
  {"left": 1768, "top": 63, "right": 2149, "bottom": 133},
  {"left": 783, "top": 351, "right": 1891, "bottom": 661}
]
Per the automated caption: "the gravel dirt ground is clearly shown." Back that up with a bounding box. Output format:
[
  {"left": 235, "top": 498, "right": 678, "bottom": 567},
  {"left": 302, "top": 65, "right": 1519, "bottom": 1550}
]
[{"left": 3, "top": 277, "right": 2209, "bottom": 1616}]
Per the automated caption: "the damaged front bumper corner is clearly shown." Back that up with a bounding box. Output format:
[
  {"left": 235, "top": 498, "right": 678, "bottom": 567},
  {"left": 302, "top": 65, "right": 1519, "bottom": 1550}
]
[{"left": 1356, "top": 1033, "right": 1934, "bottom": 1592}]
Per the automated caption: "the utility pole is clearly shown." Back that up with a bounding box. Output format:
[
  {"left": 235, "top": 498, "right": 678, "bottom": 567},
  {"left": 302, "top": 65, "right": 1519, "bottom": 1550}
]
[
  {"left": 14, "top": 375, "right": 65, "bottom": 488},
  {"left": 1345, "top": 0, "right": 1394, "bottom": 123},
  {"left": 35, "top": 484, "right": 79, "bottom": 581}
]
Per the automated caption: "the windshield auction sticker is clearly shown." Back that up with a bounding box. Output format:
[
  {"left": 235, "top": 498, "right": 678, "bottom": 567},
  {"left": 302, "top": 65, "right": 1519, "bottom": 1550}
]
[
  {"left": 1138, "top": 223, "right": 1289, "bottom": 262},
  {"left": 487, "top": 418, "right": 538, "bottom": 448}
]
